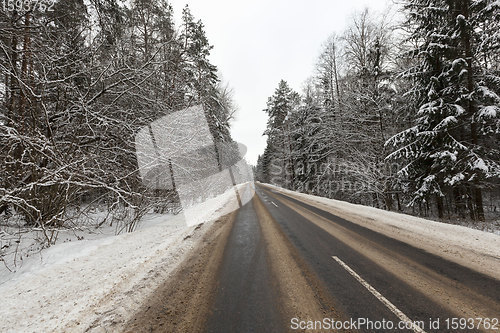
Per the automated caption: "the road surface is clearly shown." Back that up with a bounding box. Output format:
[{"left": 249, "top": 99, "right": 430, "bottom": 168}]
[{"left": 126, "top": 183, "right": 500, "bottom": 333}]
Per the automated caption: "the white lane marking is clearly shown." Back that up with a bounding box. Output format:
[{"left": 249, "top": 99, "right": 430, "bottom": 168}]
[
  {"left": 332, "top": 256, "right": 426, "bottom": 333},
  {"left": 271, "top": 201, "right": 278, "bottom": 207}
]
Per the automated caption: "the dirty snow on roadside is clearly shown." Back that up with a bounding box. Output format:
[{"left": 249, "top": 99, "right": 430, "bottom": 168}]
[
  {"left": 0, "top": 183, "right": 253, "bottom": 333},
  {"left": 265, "top": 183, "right": 500, "bottom": 279}
]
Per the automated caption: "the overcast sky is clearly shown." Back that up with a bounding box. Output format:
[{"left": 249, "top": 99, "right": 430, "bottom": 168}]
[{"left": 170, "top": 0, "right": 394, "bottom": 165}]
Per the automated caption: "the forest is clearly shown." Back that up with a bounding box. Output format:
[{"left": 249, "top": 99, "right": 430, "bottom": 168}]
[
  {"left": 0, "top": 0, "right": 237, "bottom": 238},
  {"left": 1, "top": 0, "right": 499, "bottom": 239},
  {"left": 255, "top": 0, "right": 499, "bottom": 222}
]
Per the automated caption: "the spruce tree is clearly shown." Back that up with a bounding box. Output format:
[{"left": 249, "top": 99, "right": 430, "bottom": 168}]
[{"left": 386, "top": 0, "right": 499, "bottom": 220}]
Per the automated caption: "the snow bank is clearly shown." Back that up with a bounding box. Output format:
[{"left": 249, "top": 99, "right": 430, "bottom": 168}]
[
  {"left": 264, "top": 183, "right": 500, "bottom": 279},
  {"left": 0, "top": 183, "right": 252, "bottom": 332}
]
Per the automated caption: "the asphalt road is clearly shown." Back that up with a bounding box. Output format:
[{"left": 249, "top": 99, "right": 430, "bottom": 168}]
[
  {"left": 204, "top": 184, "right": 499, "bottom": 333},
  {"left": 205, "top": 198, "right": 284, "bottom": 333},
  {"left": 127, "top": 183, "right": 499, "bottom": 333}
]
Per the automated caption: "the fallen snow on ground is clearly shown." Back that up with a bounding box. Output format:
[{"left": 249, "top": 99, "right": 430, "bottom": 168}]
[
  {"left": 0, "top": 184, "right": 251, "bottom": 333},
  {"left": 265, "top": 183, "right": 500, "bottom": 279},
  {"left": 0, "top": 211, "right": 175, "bottom": 285}
]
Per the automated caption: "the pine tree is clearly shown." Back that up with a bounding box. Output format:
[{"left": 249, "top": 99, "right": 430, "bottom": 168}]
[
  {"left": 179, "top": 5, "right": 235, "bottom": 168},
  {"left": 261, "top": 80, "right": 299, "bottom": 187}
]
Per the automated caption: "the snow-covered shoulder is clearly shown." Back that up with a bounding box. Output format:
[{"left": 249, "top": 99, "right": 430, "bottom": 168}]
[{"left": 0, "top": 183, "right": 248, "bottom": 333}]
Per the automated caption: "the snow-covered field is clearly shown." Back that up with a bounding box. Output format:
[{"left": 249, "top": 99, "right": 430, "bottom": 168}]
[
  {"left": 265, "top": 183, "right": 500, "bottom": 280},
  {"left": 0, "top": 184, "right": 252, "bottom": 332}
]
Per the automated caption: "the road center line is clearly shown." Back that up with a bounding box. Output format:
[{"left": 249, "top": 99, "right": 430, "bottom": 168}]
[
  {"left": 332, "top": 256, "right": 426, "bottom": 333},
  {"left": 271, "top": 201, "right": 278, "bottom": 207}
]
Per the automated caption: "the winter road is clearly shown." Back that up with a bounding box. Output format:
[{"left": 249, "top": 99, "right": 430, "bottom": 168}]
[{"left": 126, "top": 183, "right": 500, "bottom": 333}]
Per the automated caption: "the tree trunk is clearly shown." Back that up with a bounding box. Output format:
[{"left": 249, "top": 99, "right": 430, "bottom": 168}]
[
  {"left": 8, "top": 12, "right": 19, "bottom": 122},
  {"left": 19, "top": 13, "right": 31, "bottom": 126},
  {"left": 474, "top": 187, "right": 485, "bottom": 221},
  {"left": 454, "top": 187, "right": 466, "bottom": 218},
  {"left": 466, "top": 186, "right": 476, "bottom": 220},
  {"left": 436, "top": 195, "right": 444, "bottom": 219},
  {"left": 459, "top": 0, "right": 485, "bottom": 222}
]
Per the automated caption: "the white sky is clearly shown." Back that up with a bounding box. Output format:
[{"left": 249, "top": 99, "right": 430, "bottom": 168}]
[{"left": 170, "top": 0, "right": 393, "bottom": 165}]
